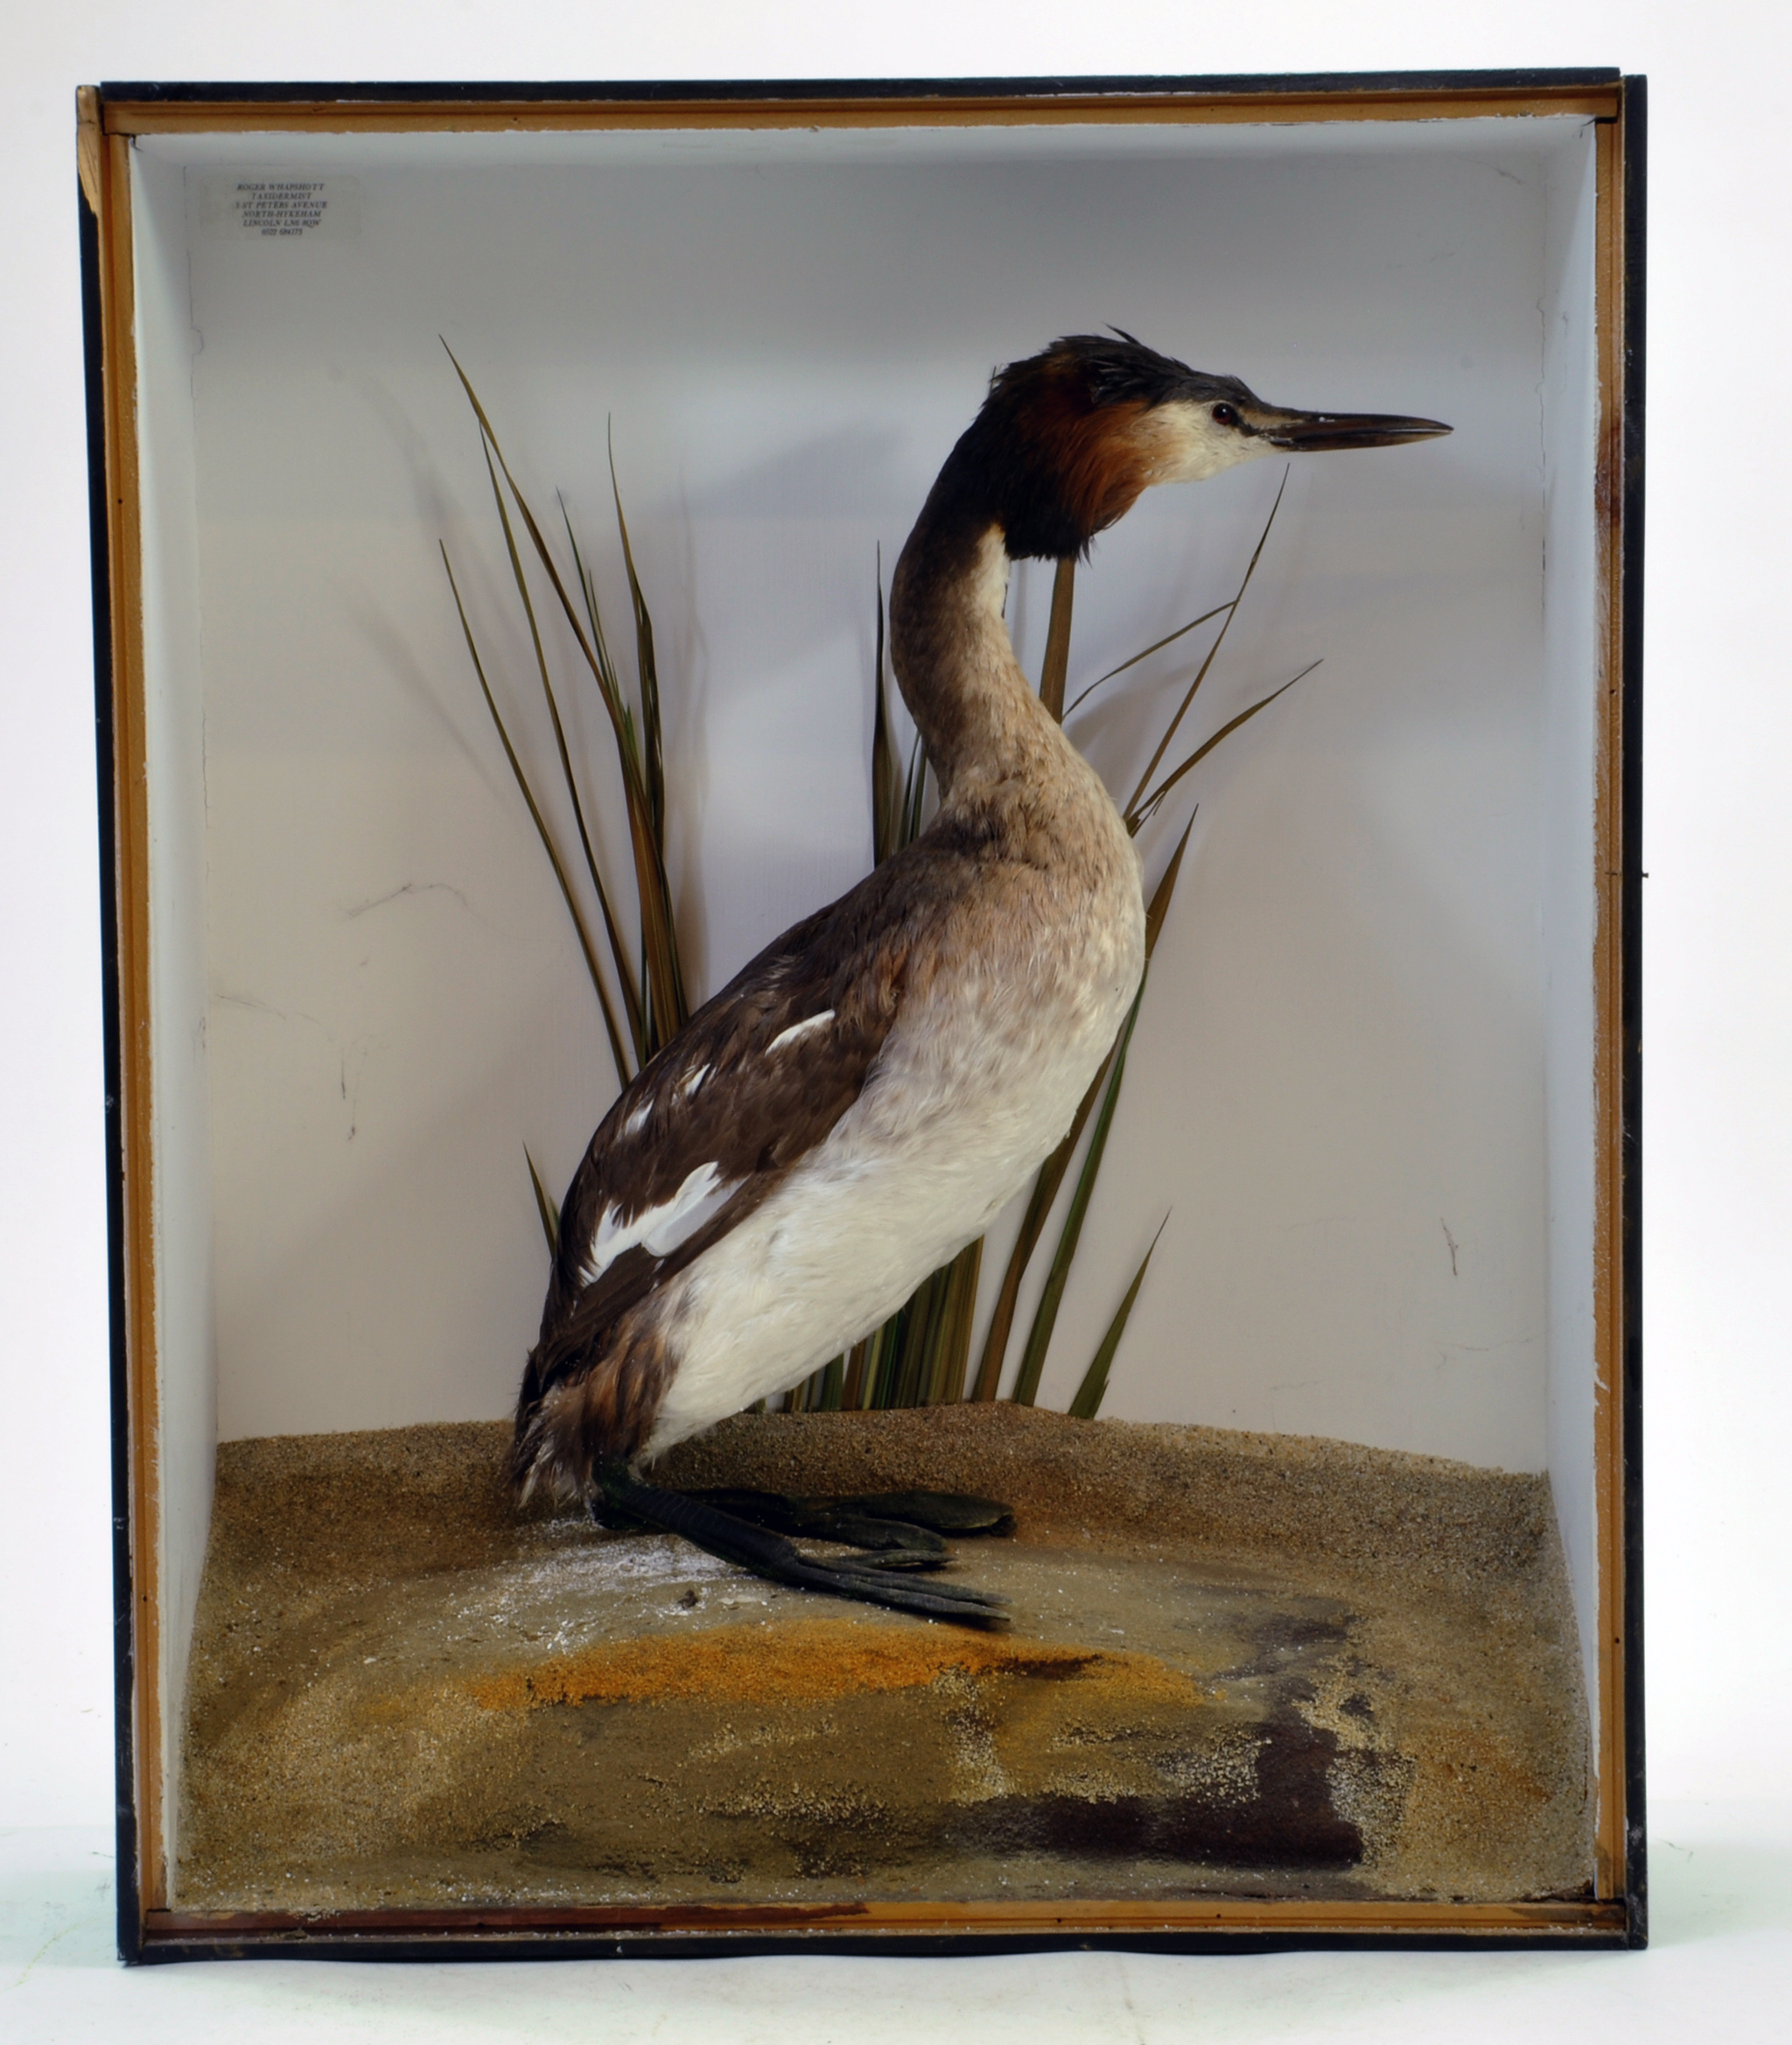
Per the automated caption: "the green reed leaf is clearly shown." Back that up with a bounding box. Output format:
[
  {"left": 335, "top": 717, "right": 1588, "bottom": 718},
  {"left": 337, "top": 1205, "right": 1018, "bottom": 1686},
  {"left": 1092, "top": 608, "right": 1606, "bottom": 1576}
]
[
  {"left": 788, "top": 1353, "right": 849, "bottom": 1413},
  {"left": 1144, "top": 811, "right": 1197, "bottom": 956},
  {"left": 1039, "top": 557, "right": 1075, "bottom": 723},
  {"left": 970, "top": 1060, "right": 1105, "bottom": 1404},
  {"left": 1068, "top": 1215, "right": 1168, "bottom": 1420},
  {"left": 1124, "top": 467, "right": 1290, "bottom": 819},
  {"left": 923, "top": 1238, "right": 983, "bottom": 1405},
  {"left": 440, "top": 543, "right": 631, "bottom": 1090},
  {"left": 971, "top": 818, "right": 1192, "bottom": 1402},
  {"left": 560, "top": 497, "right": 627, "bottom": 734},
  {"left": 482, "top": 443, "right": 648, "bottom": 1072},
  {"left": 445, "top": 346, "right": 687, "bottom": 1056},
  {"left": 609, "top": 423, "right": 666, "bottom": 858},
  {"left": 1130, "top": 662, "right": 1320, "bottom": 834},
  {"left": 1064, "top": 600, "right": 1234, "bottom": 720},
  {"left": 842, "top": 1336, "right": 872, "bottom": 1412},
  {"left": 862, "top": 1318, "right": 899, "bottom": 1411},
  {"left": 895, "top": 1267, "right": 947, "bottom": 1408},
  {"left": 1008, "top": 973, "right": 1146, "bottom": 1407},
  {"left": 900, "top": 732, "right": 928, "bottom": 851},
  {"left": 872, "top": 549, "right": 900, "bottom": 868},
  {"left": 525, "top": 1145, "right": 561, "bottom": 1259}
]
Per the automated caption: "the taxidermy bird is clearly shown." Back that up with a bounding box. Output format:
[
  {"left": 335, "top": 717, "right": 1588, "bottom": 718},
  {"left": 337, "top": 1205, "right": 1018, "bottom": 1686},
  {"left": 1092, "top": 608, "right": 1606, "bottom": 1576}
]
[{"left": 514, "top": 333, "right": 1449, "bottom": 1623}]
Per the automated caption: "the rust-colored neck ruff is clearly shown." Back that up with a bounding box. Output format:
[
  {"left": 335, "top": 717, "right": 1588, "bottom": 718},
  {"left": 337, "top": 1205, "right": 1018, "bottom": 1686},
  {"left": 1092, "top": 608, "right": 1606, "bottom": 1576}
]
[{"left": 888, "top": 367, "right": 1157, "bottom": 793}]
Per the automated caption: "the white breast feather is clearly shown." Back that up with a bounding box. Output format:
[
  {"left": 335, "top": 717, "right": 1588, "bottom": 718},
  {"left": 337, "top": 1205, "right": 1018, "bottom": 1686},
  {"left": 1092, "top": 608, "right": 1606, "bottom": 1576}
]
[
  {"left": 625, "top": 658, "right": 1144, "bottom": 1460},
  {"left": 642, "top": 860, "right": 1144, "bottom": 1458}
]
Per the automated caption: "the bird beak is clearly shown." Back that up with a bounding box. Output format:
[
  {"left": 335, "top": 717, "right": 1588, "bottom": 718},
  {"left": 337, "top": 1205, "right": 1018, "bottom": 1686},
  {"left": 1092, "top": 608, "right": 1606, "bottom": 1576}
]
[{"left": 1249, "top": 406, "right": 1452, "bottom": 452}]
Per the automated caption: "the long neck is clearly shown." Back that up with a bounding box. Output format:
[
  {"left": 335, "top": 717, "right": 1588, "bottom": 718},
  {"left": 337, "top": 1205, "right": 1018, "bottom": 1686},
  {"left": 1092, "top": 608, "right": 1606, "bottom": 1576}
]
[{"left": 889, "top": 489, "right": 1053, "bottom": 800}]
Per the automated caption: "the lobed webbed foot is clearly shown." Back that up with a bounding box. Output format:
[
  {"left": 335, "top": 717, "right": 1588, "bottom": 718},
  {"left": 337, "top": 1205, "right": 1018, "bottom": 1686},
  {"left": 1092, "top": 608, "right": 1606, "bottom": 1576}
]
[{"left": 592, "top": 1467, "right": 1010, "bottom": 1628}]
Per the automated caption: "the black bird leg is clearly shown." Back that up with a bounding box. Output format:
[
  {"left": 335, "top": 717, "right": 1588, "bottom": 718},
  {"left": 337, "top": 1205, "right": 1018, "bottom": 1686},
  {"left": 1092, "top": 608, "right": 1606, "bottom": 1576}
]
[{"left": 593, "top": 1463, "right": 1009, "bottom": 1628}]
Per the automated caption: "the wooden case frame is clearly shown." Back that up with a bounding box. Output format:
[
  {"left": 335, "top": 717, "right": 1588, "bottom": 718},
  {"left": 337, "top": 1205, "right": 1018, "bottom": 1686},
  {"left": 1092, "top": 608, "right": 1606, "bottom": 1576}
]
[{"left": 80, "top": 69, "right": 1646, "bottom": 1961}]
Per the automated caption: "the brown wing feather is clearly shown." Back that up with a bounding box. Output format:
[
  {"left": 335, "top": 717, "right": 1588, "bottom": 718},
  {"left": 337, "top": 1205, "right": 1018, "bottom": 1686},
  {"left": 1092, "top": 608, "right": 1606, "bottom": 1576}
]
[{"left": 514, "top": 824, "right": 993, "bottom": 1486}]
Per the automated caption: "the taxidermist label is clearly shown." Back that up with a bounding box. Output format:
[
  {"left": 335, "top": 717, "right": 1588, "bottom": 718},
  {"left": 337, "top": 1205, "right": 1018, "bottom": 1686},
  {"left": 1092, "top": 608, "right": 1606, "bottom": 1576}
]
[{"left": 196, "top": 175, "right": 361, "bottom": 242}]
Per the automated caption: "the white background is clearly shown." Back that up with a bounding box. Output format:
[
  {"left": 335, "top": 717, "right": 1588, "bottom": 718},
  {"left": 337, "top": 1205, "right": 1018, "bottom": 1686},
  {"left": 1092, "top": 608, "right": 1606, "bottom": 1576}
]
[
  {"left": 3, "top": 2, "right": 1788, "bottom": 2038},
  {"left": 158, "top": 121, "right": 1577, "bottom": 1460}
]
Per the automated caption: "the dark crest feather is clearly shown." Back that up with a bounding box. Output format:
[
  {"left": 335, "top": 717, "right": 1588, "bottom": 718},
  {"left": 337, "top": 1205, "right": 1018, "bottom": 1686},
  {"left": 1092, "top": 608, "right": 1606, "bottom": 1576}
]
[
  {"left": 923, "top": 334, "right": 1261, "bottom": 561},
  {"left": 995, "top": 333, "right": 1253, "bottom": 415}
]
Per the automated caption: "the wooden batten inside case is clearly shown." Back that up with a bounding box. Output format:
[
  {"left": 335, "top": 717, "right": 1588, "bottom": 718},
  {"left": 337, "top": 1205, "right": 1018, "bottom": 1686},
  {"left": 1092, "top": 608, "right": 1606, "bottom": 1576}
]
[{"left": 83, "top": 73, "right": 1642, "bottom": 1958}]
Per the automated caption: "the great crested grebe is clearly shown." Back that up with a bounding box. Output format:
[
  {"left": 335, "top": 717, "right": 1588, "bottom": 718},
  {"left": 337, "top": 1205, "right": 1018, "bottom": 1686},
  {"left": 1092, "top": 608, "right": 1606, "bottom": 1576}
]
[{"left": 514, "top": 333, "right": 1449, "bottom": 1623}]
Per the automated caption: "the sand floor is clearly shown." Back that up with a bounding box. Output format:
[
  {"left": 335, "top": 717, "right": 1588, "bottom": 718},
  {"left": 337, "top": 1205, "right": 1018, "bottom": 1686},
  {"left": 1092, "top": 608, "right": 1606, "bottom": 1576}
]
[{"left": 174, "top": 1406, "right": 1592, "bottom": 1911}]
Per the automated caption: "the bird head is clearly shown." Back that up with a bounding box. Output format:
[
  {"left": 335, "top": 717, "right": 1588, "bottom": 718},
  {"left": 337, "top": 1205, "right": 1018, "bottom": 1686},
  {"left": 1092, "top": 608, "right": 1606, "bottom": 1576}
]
[{"left": 954, "top": 333, "right": 1451, "bottom": 561}]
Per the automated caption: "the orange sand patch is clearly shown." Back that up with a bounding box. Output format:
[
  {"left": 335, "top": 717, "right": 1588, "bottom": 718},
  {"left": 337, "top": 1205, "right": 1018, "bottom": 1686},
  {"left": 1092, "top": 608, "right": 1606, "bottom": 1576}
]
[{"left": 466, "top": 1617, "right": 1208, "bottom": 1712}]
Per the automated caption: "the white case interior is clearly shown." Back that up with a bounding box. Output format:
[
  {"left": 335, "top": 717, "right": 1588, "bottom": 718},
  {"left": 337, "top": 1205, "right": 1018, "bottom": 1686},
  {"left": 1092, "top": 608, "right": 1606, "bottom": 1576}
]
[{"left": 125, "top": 110, "right": 1606, "bottom": 1865}]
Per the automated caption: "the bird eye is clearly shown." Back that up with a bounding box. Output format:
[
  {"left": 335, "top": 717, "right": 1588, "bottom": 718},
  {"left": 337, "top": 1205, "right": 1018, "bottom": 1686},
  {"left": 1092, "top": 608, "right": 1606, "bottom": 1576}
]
[{"left": 1211, "top": 403, "right": 1238, "bottom": 427}]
